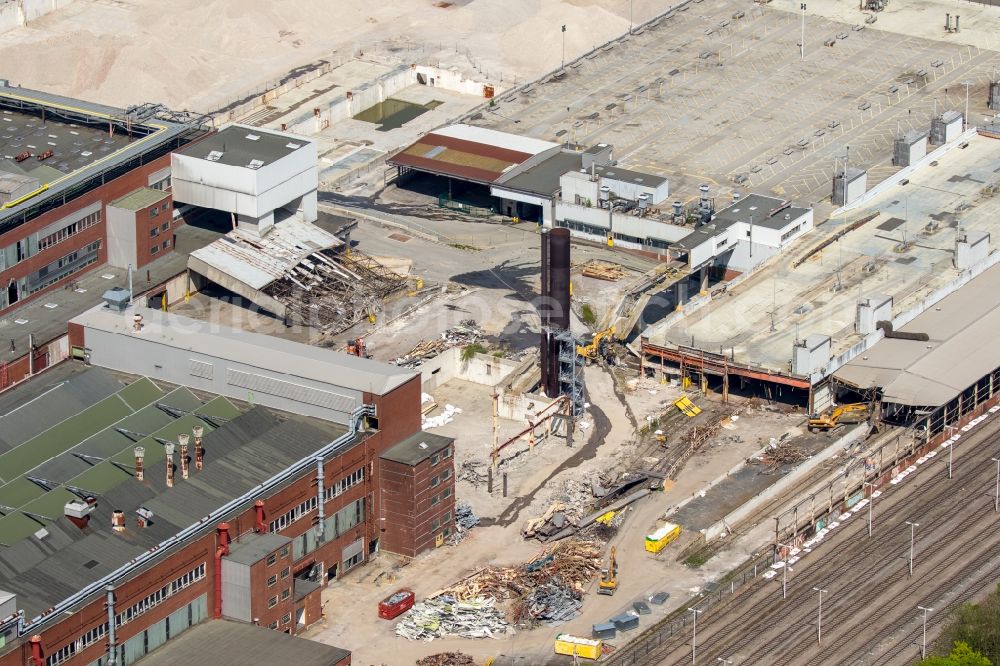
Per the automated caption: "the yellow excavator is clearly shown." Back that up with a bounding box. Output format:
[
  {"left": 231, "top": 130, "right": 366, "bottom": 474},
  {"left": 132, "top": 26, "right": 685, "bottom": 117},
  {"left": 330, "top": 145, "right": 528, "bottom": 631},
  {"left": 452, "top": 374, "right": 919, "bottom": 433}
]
[
  {"left": 598, "top": 546, "right": 619, "bottom": 595},
  {"left": 808, "top": 403, "right": 870, "bottom": 432},
  {"left": 577, "top": 327, "right": 616, "bottom": 363}
]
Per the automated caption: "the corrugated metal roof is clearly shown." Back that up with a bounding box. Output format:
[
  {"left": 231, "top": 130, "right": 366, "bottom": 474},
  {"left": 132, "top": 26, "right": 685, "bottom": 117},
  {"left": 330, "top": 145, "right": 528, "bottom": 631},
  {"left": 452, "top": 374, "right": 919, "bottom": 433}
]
[
  {"left": 388, "top": 124, "right": 557, "bottom": 184},
  {"left": 71, "top": 305, "right": 417, "bottom": 396},
  {"left": 0, "top": 366, "right": 122, "bottom": 454},
  {"left": 834, "top": 261, "right": 1000, "bottom": 406},
  {"left": 188, "top": 219, "right": 344, "bottom": 290},
  {"left": 0, "top": 406, "right": 351, "bottom": 617}
]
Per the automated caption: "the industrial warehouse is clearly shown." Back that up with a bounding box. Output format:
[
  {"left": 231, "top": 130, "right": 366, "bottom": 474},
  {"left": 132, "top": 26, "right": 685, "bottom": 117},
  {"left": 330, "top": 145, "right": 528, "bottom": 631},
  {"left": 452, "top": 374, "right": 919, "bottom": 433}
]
[
  {"left": 0, "top": 297, "right": 454, "bottom": 666},
  {"left": 4, "top": 0, "right": 1000, "bottom": 662}
]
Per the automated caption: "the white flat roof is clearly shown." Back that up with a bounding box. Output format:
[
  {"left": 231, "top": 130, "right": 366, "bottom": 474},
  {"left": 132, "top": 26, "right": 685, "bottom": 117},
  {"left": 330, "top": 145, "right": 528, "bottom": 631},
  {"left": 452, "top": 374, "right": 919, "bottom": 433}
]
[
  {"left": 834, "top": 259, "right": 1000, "bottom": 406},
  {"left": 72, "top": 306, "right": 417, "bottom": 396},
  {"left": 433, "top": 124, "right": 558, "bottom": 156}
]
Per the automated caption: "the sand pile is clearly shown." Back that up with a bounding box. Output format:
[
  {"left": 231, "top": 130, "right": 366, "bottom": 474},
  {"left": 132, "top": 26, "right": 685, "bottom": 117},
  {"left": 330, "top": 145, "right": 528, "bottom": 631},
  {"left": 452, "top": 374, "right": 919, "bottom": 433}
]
[{"left": 1, "top": 0, "right": 662, "bottom": 111}]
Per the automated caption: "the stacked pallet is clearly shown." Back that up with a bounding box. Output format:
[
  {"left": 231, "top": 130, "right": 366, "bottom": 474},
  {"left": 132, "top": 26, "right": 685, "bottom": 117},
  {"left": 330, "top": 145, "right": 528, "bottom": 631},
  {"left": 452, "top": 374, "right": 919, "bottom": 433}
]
[{"left": 582, "top": 261, "right": 625, "bottom": 281}]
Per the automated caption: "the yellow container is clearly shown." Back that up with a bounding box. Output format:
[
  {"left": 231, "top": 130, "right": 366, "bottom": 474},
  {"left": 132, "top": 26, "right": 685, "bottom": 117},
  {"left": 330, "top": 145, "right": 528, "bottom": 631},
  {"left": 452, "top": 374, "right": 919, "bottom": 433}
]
[
  {"left": 554, "top": 634, "right": 603, "bottom": 660},
  {"left": 645, "top": 522, "right": 681, "bottom": 553}
]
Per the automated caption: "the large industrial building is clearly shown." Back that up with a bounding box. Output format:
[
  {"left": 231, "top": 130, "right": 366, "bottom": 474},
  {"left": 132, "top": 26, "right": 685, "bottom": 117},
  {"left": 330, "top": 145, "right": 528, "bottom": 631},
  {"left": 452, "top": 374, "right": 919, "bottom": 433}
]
[
  {"left": 0, "top": 84, "right": 207, "bottom": 314},
  {"left": 0, "top": 299, "right": 454, "bottom": 666}
]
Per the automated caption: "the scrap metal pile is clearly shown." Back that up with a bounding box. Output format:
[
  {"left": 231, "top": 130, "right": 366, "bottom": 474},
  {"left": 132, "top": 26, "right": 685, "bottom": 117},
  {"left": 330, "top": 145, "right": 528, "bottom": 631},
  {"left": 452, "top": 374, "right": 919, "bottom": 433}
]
[
  {"left": 444, "top": 539, "right": 603, "bottom": 627},
  {"left": 416, "top": 654, "right": 477, "bottom": 666},
  {"left": 393, "top": 320, "right": 485, "bottom": 368},
  {"left": 263, "top": 249, "right": 406, "bottom": 333},
  {"left": 395, "top": 596, "right": 511, "bottom": 641},
  {"left": 448, "top": 502, "right": 480, "bottom": 545}
]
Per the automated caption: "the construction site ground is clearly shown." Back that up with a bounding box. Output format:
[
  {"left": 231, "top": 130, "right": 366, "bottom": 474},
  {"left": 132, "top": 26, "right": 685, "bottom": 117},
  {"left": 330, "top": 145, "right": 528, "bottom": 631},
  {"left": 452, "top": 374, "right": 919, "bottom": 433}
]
[{"left": 302, "top": 361, "right": 815, "bottom": 665}]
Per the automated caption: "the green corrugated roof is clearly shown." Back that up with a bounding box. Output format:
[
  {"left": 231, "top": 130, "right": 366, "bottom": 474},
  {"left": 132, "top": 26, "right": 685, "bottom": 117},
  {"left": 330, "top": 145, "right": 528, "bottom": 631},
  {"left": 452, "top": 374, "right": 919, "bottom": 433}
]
[
  {"left": 20, "top": 488, "right": 77, "bottom": 521},
  {"left": 117, "top": 377, "right": 166, "bottom": 410},
  {"left": 109, "top": 187, "right": 169, "bottom": 212},
  {"left": 197, "top": 396, "right": 242, "bottom": 420},
  {"left": 0, "top": 395, "right": 133, "bottom": 480},
  {"left": 0, "top": 477, "right": 44, "bottom": 507},
  {"left": 0, "top": 513, "right": 45, "bottom": 546},
  {"left": 0, "top": 376, "right": 240, "bottom": 546}
]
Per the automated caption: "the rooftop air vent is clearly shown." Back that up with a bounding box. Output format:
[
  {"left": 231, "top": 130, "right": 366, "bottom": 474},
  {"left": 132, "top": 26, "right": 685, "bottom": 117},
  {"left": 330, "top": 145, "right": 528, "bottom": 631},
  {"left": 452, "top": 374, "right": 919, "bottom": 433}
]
[
  {"left": 207, "top": 150, "right": 224, "bottom": 162},
  {"left": 245, "top": 133, "right": 260, "bottom": 141},
  {"left": 286, "top": 142, "right": 302, "bottom": 149},
  {"left": 247, "top": 159, "right": 265, "bottom": 170}
]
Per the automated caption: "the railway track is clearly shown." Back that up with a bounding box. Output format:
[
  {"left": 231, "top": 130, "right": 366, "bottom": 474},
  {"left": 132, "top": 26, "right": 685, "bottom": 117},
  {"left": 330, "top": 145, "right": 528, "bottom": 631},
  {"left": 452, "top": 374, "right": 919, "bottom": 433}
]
[{"left": 612, "top": 415, "right": 1000, "bottom": 665}]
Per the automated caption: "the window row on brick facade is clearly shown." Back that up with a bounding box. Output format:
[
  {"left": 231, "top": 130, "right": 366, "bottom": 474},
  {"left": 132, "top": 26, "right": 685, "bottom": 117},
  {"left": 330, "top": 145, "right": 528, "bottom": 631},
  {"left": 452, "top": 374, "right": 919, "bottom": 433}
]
[
  {"left": 429, "top": 446, "right": 453, "bottom": 467},
  {"left": 37, "top": 210, "right": 101, "bottom": 252},
  {"left": 429, "top": 467, "right": 452, "bottom": 488},
  {"left": 268, "top": 467, "right": 364, "bottom": 533},
  {"left": 46, "top": 564, "right": 206, "bottom": 665}
]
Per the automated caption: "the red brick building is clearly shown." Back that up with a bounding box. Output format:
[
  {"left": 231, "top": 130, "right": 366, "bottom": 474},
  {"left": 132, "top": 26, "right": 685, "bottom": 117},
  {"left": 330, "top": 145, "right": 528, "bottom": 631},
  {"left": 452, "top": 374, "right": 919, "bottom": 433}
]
[
  {"left": 0, "top": 84, "right": 205, "bottom": 315},
  {"left": 0, "top": 305, "right": 455, "bottom": 666}
]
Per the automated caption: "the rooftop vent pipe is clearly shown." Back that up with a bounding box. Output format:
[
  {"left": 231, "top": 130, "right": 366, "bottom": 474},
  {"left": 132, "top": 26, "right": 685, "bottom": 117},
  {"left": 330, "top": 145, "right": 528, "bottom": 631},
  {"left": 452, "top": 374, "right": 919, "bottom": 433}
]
[
  {"left": 111, "top": 510, "right": 126, "bottom": 533},
  {"left": 28, "top": 635, "right": 44, "bottom": 666},
  {"left": 213, "top": 523, "right": 231, "bottom": 619},
  {"left": 876, "top": 320, "right": 930, "bottom": 341},
  {"left": 134, "top": 447, "right": 145, "bottom": 482},
  {"left": 178, "top": 434, "right": 190, "bottom": 480},
  {"left": 64, "top": 497, "right": 97, "bottom": 530},
  {"left": 193, "top": 426, "right": 205, "bottom": 471},
  {"left": 164, "top": 443, "right": 175, "bottom": 488},
  {"left": 132, "top": 314, "right": 143, "bottom": 333},
  {"left": 254, "top": 500, "right": 267, "bottom": 534}
]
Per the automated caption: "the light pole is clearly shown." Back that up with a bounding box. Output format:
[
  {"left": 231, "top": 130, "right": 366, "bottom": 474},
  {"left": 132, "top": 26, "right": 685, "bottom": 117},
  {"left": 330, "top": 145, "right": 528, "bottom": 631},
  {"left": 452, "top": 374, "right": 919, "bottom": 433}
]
[
  {"left": 561, "top": 25, "right": 567, "bottom": 69},
  {"left": 863, "top": 481, "right": 874, "bottom": 537},
  {"left": 800, "top": 3, "right": 806, "bottom": 60},
  {"left": 918, "top": 606, "right": 934, "bottom": 659},
  {"left": 963, "top": 80, "right": 972, "bottom": 131},
  {"left": 776, "top": 541, "right": 793, "bottom": 598},
  {"left": 945, "top": 423, "right": 957, "bottom": 478},
  {"left": 629, "top": 0, "right": 633, "bottom": 35},
  {"left": 905, "top": 521, "right": 919, "bottom": 575},
  {"left": 689, "top": 608, "right": 702, "bottom": 665},
  {"left": 813, "top": 587, "right": 827, "bottom": 644},
  {"left": 992, "top": 457, "right": 1000, "bottom": 511}
]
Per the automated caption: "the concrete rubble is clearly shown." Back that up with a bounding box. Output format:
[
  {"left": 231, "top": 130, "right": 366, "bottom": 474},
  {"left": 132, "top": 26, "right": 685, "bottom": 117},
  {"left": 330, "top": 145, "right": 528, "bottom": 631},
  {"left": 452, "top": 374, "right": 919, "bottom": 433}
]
[
  {"left": 458, "top": 460, "right": 489, "bottom": 487},
  {"left": 395, "top": 596, "right": 511, "bottom": 641}
]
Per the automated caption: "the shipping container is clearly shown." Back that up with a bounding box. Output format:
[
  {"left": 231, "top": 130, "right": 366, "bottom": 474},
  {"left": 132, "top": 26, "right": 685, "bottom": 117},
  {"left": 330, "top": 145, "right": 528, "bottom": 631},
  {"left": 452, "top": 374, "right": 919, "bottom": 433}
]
[{"left": 645, "top": 522, "right": 681, "bottom": 553}]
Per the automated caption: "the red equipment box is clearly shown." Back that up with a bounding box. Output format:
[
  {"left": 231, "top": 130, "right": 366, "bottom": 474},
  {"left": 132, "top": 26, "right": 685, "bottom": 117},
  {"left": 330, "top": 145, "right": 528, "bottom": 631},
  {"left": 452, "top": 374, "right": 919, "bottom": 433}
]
[{"left": 378, "top": 589, "right": 415, "bottom": 620}]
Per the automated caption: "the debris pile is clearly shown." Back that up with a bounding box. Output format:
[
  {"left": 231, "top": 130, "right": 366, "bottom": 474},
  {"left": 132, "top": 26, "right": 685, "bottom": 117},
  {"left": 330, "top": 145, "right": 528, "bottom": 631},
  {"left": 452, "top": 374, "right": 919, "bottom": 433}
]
[
  {"left": 750, "top": 440, "right": 806, "bottom": 471},
  {"left": 458, "top": 460, "right": 489, "bottom": 487},
  {"left": 423, "top": 403, "right": 463, "bottom": 430},
  {"left": 394, "top": 320, "right": 485, "bottom": 368},
  {"left": 448, "top": 502, "right": 480, "bottom": 545},
  {"left": 416, "top": 654, "right": 477, "bottom": 666},
  {"left": 395, "top": 596, "right": 510, "bottom": 641},
  {"left": 582, "top": 261, "right": 625, "bottom": 281},
  {"left": 445, "top": 539, "right": 603, "bottom": 627}
]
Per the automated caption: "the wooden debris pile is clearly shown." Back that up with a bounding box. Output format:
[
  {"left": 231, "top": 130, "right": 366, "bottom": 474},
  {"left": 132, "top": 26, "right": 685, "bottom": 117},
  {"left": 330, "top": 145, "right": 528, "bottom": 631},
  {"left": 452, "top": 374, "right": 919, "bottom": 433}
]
[
  {"left": 444, "top": 539, "right": 603, "bottom": 626},
  {"left": 416, "top": 654, "right": 477, "bottom": 666},
  {"left": 582, "top": 261, "right": 625, "bottom": 281},
  {"left": 750, "top": 440, "right": 806, "bottom": 471},
  {"left": 393, "top": 320, "right": 485, "bottom": 368}
]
